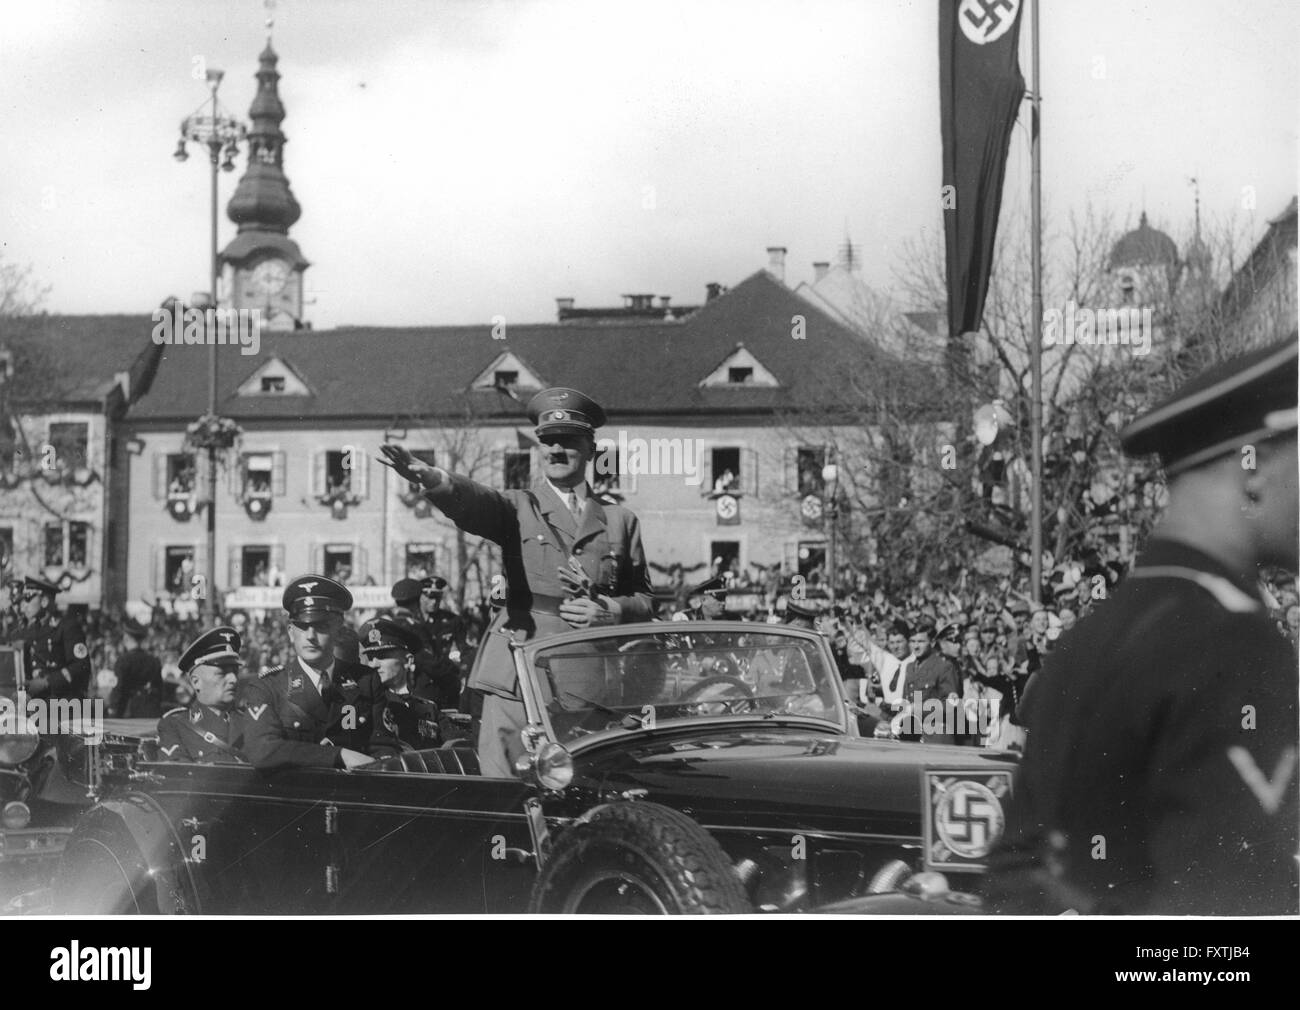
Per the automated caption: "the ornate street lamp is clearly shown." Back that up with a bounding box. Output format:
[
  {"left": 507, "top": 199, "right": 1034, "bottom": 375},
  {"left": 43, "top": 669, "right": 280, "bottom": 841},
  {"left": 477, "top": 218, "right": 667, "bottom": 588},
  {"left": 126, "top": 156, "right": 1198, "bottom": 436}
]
[{"left": 174, "top": 69, "right": 246, "bottom": 622}]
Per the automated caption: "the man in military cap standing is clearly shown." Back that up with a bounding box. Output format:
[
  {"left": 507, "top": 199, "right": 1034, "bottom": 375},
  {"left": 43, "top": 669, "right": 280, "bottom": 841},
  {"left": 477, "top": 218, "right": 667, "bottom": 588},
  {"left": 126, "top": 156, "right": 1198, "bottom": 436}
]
[
  {"left": 157, "top": 626, "right": 246, "bottom": 763},
  {"left": 238, "top": 575, "right": 396, "bottom": 770},
  {"left": 108, "top": 617, "right": 162, "bottom": 719},
  {"left": 359, "top": 617, "right": 441, "bottom": 750},
  {"left": 12, "top": 576, "right": 91, "bottom": 700},
  {"left": 381, "top": 387, "right": 654, "bottom": 777},
  {"left": 986, "top": 338, "right": 1299, "bottom": 915}
]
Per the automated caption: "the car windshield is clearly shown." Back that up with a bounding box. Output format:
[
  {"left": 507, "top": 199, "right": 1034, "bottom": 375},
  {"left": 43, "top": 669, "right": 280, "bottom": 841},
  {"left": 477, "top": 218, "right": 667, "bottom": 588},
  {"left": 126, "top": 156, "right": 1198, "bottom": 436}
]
[{"left": 530, "top": 628, "right": 846, "bottom": 745}]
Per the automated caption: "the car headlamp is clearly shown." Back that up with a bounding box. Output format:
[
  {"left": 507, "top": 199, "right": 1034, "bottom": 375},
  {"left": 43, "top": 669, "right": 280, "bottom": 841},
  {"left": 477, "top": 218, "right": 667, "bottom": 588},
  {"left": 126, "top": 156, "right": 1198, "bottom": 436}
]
[
  {"left": 535, "top": 742, "right": 574, "bottom": 791},
  {"left": 2, "top": 800, "right": 30, "bottom": 830},
  {"left": 0, "top": 735, "right": 40, "bottom": 768}
]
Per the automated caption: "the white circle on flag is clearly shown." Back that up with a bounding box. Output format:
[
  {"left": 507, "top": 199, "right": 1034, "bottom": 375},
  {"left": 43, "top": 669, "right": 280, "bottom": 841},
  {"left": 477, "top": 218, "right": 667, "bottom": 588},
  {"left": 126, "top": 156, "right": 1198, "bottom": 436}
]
[
  {"left": 958, "top": 0, "right": 1020, "bottom": 46},
  {"left": 935, "top": 780, "right": 1004, "bottom": 857}
]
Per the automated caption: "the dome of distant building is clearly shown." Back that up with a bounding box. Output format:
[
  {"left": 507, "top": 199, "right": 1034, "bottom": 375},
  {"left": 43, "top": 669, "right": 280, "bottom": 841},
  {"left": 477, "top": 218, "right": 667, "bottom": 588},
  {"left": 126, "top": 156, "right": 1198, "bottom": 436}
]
[{"left": 1109, "top": 212, "right": 1179, "bottom": 270}]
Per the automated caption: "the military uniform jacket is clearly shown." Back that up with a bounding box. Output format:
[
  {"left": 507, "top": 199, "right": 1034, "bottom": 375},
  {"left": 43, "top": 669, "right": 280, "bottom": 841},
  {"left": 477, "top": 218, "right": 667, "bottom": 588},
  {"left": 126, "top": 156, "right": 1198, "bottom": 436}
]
[
  {"left": 377, "top": 689, "right": 441, "bottom": 750},
  {"left": 238, "top": 657, "right": 400, "bottom": 770},
  {"left": 901, "top": 652, "right": 960, "bottom": 706},
  {"left": 157, "top": 703, "right": 245, "bottom": 763},
  {"left": 427, "top": 473, "right": 654, "bottom": 698},
  {"left": 109, "top": 647, "right": 163, "bottom": 718},
  {"left": 20, "top": 613, "right": 91, "bottom": 698},
  {"left": 988, "top": 539, "right": 1299, "bottom": 915}
]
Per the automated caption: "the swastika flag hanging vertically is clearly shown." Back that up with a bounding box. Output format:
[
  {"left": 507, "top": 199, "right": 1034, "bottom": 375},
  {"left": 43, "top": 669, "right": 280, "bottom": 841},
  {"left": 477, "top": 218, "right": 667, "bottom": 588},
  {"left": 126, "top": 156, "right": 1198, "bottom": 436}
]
[{"left": 940, "top": 0, "right": 1025, "bottom": 338}]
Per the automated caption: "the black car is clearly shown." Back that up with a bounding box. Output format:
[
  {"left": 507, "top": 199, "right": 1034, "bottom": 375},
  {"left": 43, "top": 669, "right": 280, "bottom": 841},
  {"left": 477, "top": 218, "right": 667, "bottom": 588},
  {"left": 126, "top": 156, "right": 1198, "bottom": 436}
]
[{"left": 51, "top": 622, "right": 1015, "bottom": 914}]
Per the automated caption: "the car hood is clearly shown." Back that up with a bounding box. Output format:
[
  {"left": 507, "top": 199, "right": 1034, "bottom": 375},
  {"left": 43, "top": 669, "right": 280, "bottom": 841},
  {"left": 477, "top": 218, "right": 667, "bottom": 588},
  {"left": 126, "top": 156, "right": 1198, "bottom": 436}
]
[{"left": 572, "top": 724, "right": 1016, "bottom": 840}]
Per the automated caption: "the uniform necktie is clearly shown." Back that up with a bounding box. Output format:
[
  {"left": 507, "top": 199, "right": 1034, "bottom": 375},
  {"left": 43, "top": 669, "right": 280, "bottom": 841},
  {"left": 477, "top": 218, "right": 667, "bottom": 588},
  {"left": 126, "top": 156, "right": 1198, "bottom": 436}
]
[
  {"left": 317, "top": 668, "right": 331, "bottom": 698},
  {"left": 567, "top": 491, "right": 583, "bottom": 523}
]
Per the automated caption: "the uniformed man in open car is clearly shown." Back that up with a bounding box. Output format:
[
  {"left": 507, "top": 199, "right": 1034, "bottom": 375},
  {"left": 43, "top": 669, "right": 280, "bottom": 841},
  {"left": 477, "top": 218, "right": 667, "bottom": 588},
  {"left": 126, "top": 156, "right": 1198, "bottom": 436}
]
[
  {"left": 359, "top": 617, "right": 441, "bottom": 751},
  {"left": 157, "top": 626, "right": 247, "bottom": 763}
]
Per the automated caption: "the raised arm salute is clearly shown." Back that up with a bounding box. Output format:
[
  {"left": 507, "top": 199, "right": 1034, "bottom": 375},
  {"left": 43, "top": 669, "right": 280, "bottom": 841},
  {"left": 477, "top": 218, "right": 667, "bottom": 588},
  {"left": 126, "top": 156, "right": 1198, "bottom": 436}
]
[{"left": 379, "top": 387, "right": 654, "bottom": 778}]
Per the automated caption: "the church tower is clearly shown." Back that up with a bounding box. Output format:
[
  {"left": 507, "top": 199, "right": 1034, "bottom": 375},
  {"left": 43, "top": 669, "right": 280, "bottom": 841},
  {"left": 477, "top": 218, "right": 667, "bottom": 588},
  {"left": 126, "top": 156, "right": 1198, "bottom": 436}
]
[{"left": 219, "top": 29, "right": 309, "bottom": 330}]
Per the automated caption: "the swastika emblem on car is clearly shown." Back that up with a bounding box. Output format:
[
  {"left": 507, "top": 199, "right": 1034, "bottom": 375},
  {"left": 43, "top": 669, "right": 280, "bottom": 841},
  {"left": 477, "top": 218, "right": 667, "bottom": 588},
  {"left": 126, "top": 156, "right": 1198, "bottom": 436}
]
[{"left": 935, "top": 781, "right": 1003, "bottom": 857}]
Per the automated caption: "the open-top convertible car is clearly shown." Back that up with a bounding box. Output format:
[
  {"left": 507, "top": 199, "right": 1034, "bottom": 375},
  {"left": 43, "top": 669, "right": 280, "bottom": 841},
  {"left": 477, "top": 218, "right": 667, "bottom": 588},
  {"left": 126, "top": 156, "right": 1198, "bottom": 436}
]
[{"left": 52, "top": 622, "right": 1014, "bottom": 914}]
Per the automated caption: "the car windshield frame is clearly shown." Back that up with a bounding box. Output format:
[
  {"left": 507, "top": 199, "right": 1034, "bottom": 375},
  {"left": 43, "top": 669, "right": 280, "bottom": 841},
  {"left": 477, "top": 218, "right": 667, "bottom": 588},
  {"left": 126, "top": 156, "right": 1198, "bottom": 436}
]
[{"left": 515, "top": 621, "right": 852, "bottom": 749}]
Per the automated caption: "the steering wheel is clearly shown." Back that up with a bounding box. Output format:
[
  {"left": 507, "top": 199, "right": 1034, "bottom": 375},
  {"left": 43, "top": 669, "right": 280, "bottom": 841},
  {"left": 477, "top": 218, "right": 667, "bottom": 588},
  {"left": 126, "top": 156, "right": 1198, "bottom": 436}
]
[{"left": 677, "top": 675, "right": 757, "bottom": 715}]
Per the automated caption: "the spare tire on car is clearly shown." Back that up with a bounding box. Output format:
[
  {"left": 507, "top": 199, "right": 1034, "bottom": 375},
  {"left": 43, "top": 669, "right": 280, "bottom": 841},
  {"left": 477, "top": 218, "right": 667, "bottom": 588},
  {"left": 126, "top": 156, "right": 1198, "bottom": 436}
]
[{"left": 529, "top": 801, "right": 750, "bottom": 914}]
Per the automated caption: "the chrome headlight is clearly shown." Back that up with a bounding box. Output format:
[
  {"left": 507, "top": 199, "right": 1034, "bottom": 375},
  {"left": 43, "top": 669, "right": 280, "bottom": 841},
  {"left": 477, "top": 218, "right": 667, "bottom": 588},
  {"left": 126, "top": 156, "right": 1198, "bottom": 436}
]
[
  {"left": 0, "top": 735, "right": 40, "bottom": 768},
  {"left": 2, "top": 800, "right": 30, "bottom": 829}
]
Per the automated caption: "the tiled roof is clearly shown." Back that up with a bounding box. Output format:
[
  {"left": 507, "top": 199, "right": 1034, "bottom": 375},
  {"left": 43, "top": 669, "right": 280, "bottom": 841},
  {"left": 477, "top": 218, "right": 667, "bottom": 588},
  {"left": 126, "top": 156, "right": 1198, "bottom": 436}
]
[
  {"left": 0, "top": 313, "right": 164, "bottom": 406},
  {"left": 126, "top": 270, "right": 899, "bottom": 425}
]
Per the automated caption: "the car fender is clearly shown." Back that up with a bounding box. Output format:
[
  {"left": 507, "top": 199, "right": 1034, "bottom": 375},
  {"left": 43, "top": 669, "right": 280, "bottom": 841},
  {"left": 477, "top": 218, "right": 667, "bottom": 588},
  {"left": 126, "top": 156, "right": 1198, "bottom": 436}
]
[{"left": 61, "top": 792, "right": 203, "bottom": 914}]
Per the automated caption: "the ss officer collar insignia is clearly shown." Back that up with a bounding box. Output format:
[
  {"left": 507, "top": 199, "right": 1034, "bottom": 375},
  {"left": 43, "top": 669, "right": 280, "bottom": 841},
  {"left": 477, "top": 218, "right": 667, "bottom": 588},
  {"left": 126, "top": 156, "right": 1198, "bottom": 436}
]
[
  {"left": 191, "top": 710, "right": 202, "bottom": 723},
  {"left": 291, "top": 676, "right": 303, "bottom": 689}
]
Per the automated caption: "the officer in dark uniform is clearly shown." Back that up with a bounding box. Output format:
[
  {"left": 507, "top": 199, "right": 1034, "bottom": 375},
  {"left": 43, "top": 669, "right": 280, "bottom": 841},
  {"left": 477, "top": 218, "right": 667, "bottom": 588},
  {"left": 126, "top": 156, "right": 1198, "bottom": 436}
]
[
  {"left": 108, "top": 617, "right": 162, "bottom": 718},
  {"left": 359, "top": 617, "right": 441, "bottom": 750},
  {"left": 13, "top": 576, "right": 91, "bottom": 700},
  {"left": 671, "top": 574, "right": 728, "bottom": 621},
  {"left": 419, "top": 576, "right": 464, "bottom": 650},
  {"left": 391, "top": 577, "right": 463, "bottom": 709},
  {"left": 157, "top": 626, "right": 246, "bottom": 763},
  {"left": 380, "top": 387, "right": 654, "bottom": 778},
  {"left": 985, "top": 338, "right": 1299, "bottom": 915},
  {"left": 238, "top": 575, "right": 398, "bottom": 770}
]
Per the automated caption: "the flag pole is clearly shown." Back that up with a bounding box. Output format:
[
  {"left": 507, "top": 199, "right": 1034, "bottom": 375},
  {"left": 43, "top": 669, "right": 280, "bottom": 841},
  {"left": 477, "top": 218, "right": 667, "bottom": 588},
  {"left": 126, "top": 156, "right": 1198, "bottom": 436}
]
[{"left": 1028, "top": 0, "right": 1044, "bottom": 606}]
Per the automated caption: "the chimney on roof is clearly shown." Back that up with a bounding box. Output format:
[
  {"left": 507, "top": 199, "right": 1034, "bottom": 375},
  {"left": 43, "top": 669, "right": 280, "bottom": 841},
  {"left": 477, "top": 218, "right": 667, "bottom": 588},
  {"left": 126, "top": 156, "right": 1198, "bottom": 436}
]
[
  {"left": 766, "top": 246, "right": 787, "bottom": 284},
  {"left": 706, "top": 282, "right": 724, "bottom": 302},
  {"left": 813, "top": 261, "right": 830, "bottom": 283}
]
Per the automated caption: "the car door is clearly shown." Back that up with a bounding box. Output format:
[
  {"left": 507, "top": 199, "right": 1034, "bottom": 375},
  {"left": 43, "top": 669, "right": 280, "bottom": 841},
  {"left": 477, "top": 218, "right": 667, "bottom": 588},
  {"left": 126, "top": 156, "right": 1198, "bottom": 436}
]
[
  {"left": 321, "top": 763, "right": 539, "bottom": 914},
  {"left": 144, "top": 761, "right": 339, "bottom": 915}
]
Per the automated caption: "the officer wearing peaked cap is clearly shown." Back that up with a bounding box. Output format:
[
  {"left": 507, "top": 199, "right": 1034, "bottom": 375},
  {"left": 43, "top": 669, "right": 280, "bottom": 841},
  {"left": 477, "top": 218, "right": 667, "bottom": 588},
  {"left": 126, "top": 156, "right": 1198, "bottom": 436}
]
[
  {"left": 671, "top": 573, "right": 728, "bottom": 621},
  {"left": 380, "top": 386, "right": 654, "bottom": 777},
  {"left": 986, "top": 337, "right": 1299, "bottom": 915},
  {"left": 8, "top": 576, "right": 92, "bottom": 701},
  {"left": 157, "top": 626, "right": 246, "bottom": 763},
  {"left": 360, "top": 617, "right": 442, "bottom": 750},
  {"left": 237, "top": 575, "right": 399, "bottom": 770}
]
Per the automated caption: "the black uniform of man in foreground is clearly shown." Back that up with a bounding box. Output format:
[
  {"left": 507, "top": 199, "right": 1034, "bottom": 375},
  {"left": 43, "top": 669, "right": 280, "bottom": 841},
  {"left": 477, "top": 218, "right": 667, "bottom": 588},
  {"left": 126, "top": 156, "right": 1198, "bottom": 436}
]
[
  {"left": 238, "top": 576, "right": 396, "bottom": 770},
  {"left": 11, "top": 576, "right": 91, "bottom": 699},
  {"left": 985, "top": 338, "right": 1299, "bottom": 915}
]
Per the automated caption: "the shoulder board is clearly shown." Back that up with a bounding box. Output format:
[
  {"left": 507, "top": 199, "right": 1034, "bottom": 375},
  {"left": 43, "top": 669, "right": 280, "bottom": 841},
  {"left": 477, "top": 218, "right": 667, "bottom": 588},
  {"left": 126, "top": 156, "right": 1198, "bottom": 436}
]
[
  {"left": 260, "top": 665, "right": 285, "bottom": 679},
  {"left": 162, "top": 706, "right": 187, "bottom": 719}
]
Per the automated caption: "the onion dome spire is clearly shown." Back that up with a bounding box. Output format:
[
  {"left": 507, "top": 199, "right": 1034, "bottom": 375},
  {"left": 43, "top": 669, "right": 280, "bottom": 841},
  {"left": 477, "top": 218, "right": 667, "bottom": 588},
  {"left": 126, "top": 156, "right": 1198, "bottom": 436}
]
[{"left": 226, "top": 39, "right": 301, "bottom": 234}]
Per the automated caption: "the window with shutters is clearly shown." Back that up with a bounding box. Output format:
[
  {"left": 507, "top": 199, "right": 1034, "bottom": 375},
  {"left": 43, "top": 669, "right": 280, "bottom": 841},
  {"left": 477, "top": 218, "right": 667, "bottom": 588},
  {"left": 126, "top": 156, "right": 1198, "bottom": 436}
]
[
  {"left": 709, "top": 540, "right": 740, "bottom": 580},
  {"left": 796, "top": 540, "right": 827, "bottom": 580},
  {"left": 241, "top": 452, "right": 275, "bottom": 499},
  {"left": 326, "top": 450, "right": 352, "bottom": 494},
  {"left": 166, "top": 453, "right": 197, "bottom": 498},
  {"left": 710, "top": 447, "right": 740, "bottom": 493},
  {"left": 503, "top": 450, "right": 531, "bottom": 490},
  {"left": 797, "top": 447, "right": 827, "bottom": 496},
  {"left": 405, "top": 543, "right": 438, "bottom": 580},
  {"left": 323, "top": 544, "right": 354, "bottom": 584},
  {"left": 164, "top": 546, "right": 196, "bottom": 596},
  {"left": 241, "top": 546, "right": 272, "bottom": 587},
  {"left": 48, "top": 422, "right": 89, "bottom": 470},
  {"left": 42, "top": 520, "right": 91, "bottom": 570}
]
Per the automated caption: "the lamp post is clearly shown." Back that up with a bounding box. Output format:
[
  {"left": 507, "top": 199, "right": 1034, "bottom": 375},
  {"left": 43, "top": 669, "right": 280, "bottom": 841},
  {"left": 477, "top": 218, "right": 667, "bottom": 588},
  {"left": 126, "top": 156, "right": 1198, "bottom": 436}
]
[
  {"left": 822, "top": 459, "right": 839, "bottom": 606},
  {"left": 173, "top": 69, "right": 245, "bottom": 623}
]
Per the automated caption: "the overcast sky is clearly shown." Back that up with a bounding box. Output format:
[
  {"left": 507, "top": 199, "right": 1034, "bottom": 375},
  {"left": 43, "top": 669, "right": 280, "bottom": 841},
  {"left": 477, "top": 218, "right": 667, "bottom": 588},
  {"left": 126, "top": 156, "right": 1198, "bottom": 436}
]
[{"left": 1, "top": 0, "right": 1296, "bottom": 329}]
